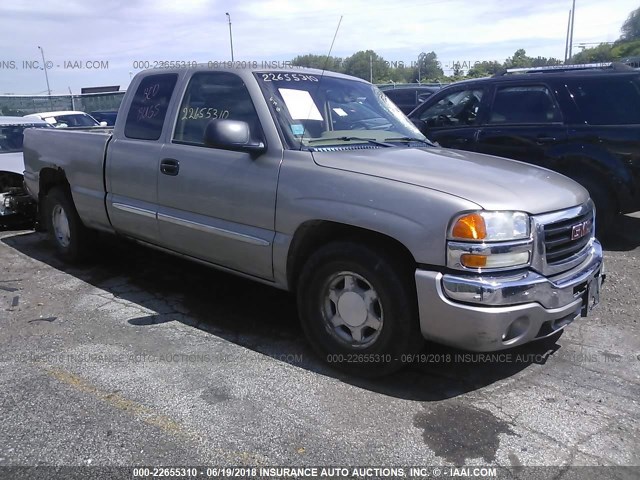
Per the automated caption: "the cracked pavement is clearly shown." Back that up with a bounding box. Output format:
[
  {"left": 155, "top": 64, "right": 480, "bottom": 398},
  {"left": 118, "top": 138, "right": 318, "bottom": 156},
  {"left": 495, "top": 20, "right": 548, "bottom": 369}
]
[{"left": 0, "top": 215, "right": 639, "bottom": 475}]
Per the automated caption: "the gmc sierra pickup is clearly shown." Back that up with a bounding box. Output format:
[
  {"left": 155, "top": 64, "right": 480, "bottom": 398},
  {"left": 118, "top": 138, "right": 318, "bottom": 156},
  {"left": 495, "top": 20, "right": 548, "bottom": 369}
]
[{"left": 23, "top": 66, "right": 604, "bottom": 375}]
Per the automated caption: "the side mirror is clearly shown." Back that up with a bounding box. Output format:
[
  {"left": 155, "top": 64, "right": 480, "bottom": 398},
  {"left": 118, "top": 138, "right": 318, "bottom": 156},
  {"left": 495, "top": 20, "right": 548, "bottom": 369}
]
[
  {"left": 99, "top": 121, "right": 108, "bottom": 127},
  {"left": 203, "top": 119, "right": 266, "bottom": 154}
]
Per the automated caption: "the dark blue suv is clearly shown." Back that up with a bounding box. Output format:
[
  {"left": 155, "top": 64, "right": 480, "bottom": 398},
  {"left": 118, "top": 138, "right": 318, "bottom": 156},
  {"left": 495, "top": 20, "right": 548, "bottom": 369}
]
[{"left": 408, "top": 64, "right": 640, "bottom": 234}]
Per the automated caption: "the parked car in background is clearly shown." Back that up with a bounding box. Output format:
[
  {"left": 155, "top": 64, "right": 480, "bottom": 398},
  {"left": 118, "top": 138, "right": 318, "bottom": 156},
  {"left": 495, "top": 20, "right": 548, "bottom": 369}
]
[
  {"left": 23, "top": 110, "right": 107, "bottom": 128},
  {"left": 0, "top": 117, "right": 49, "bottom": 227},
  {"left": 90, "top": 110, "right": 118, "bottom": 126},
  {"left": 408, "top": 63, "right": 640, "bottom": 233},
  {"left": 23, "top": 66, "right": 604, "bottom": 376},
  {"left": 380, "top": 85, "right": 441, "bottom": 114}
]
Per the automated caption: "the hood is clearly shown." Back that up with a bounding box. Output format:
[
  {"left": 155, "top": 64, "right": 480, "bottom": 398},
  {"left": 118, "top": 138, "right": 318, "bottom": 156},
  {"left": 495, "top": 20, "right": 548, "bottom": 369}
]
[
  {"left": 311, "top": 146, "right": 588, "bottom": 214},
  {"left": 0, "top": 152, "right": 25, "bottom": 176}
]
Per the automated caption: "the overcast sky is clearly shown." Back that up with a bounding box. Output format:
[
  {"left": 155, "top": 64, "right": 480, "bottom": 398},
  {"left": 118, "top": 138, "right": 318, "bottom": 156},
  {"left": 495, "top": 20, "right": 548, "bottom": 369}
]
[{"left": 0, "top": 0, "right": 636, "bottom": 94}]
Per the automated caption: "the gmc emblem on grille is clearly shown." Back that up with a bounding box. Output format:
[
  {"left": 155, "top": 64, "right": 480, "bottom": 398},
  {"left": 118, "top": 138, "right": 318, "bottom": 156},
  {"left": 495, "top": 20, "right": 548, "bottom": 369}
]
[{"left": 571, "top": 219, "right": 592, "bottom": 240}]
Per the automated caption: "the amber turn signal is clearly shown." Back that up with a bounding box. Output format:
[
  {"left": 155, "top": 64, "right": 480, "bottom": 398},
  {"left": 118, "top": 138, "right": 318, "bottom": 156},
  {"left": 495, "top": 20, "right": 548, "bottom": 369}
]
[
  {"left": 460, "top": 254, "right": 488, "bottom": 268},
  {"left": 452, "top": 213, "right": 487, "bottom": 240}
]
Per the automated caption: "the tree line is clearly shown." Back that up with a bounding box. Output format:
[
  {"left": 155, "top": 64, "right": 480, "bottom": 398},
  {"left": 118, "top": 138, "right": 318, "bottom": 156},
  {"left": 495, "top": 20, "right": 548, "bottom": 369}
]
[
  {"left": 291, "top": 6, "right": 640, "bottom": 84},
  {"left": 290, "top": 49, "right": 562, "bottom": 84}
]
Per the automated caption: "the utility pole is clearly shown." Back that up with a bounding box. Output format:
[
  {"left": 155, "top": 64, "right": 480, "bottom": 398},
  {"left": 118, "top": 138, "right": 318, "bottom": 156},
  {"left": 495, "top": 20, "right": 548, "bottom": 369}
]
[
  {"left": 68, "top": 86, "right": 75, "bottom": 110},
  {"left": 225, "top": 13, "right": 234, "bottom": 62},
  {"left": 38, "top": 46, "right": 53, "bottom": 109},
  {"left": 369, "top": 54, "right": 373, "bottom": 83},
  {"left": 564, "top": 9, "right": 572, "bottom": 63},
  {"left": 568, "top": 0, "right": 576, "bottom": 62}
]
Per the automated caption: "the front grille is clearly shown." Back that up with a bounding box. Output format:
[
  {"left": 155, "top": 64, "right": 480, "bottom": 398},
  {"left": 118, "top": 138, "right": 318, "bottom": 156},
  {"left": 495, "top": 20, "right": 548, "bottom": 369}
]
[{"left": 543, "top": 211, "right": 593, "bottom": 265}]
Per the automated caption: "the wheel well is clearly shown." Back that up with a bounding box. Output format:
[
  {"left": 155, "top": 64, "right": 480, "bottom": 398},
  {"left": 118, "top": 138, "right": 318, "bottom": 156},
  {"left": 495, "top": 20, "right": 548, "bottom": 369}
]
[
  {"left": 39, "top": 168, "right": 70, "bottom": 198},
  {"left": 286, "top": 220, "right": 416, "bottom": 291},
  {"left": 38, "top": 168, "right": 70, "bottom": 229},
  {"left": 555, "top": 160, "right": 620, "bottom": 213}
]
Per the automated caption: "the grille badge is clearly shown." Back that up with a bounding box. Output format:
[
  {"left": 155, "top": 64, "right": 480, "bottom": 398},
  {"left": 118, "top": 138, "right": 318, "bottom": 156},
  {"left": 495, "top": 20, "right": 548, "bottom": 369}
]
[{"left": 571, "top": 219, "right": 592, "bottom": 240}]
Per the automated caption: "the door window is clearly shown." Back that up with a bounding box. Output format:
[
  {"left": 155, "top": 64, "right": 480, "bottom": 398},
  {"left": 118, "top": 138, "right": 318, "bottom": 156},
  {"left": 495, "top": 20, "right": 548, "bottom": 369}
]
[
  {"left": 489, "top": 85, "right": 561, "bottom": 124},
  {"left": 566, "top": 76, "right": 640, "bottom": 125},
  {"left": 173, "top": 72, "right": 263, "bottom": 146},
  {"left": 418, "top": 89, "right": 484, "bottom": 127},
  {"left": 124, "top": 74, "right": 178, "bottom": 140}
]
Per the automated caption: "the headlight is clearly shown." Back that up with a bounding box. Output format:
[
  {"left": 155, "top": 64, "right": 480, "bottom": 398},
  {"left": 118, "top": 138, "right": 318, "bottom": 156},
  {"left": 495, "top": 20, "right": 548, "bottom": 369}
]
[
  {"left": 447, "top": 211, "right": 532, "bottom": 271},
  {"left": 450, "top": 211, "right": 529, "bottom": 241}
]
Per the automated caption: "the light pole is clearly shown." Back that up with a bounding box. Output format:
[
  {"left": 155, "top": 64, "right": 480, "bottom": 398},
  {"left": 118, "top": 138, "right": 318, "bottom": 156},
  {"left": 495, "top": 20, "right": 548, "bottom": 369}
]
[
  {"left": 225, "top": 13, "right": 234, "bottom": 62},
  {"left": 38, "top": 46, "right": 53, "bottom": 109},
  {"left": 568, "top": 0, "right": 576, "bottom": 62}
]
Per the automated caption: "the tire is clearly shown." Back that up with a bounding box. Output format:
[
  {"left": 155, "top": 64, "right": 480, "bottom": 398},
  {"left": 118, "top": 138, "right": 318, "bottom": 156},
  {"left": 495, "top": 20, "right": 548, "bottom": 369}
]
[
  {"left": 43, "top": 186, "right": 93, "bottom": 262},
  {"left": 296, "top": 241, "right": 423, "bottom": 377},
  {"left": 573, "top": 176, "right": 616, "bottom": 238}
]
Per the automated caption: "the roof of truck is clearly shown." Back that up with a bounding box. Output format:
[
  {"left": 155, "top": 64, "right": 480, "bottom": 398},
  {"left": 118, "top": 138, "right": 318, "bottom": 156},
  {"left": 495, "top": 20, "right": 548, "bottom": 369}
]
[{"left": 132, "top": 64, "right": 368, "bottom": 83}]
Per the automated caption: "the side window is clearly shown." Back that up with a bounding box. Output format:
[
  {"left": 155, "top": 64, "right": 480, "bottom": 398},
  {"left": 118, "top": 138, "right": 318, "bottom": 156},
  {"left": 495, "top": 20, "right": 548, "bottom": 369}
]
[
  {"left": 489, "top": 85, "right": 561, "bottom": 124},
  {"left": 385, "top": 90, "right": 416, "bottom": 104},
  {"left": 173, "top": 72, "right": 262, "bottom": 146},
  {"left": 566, "top": 77, "right": 640, "bottom": 125},
  {"left": 419, "top": 89, "right": 484, "bottom": 127},
  {"left": 124, "top": 74, "right": 178, "bottom": 140}
]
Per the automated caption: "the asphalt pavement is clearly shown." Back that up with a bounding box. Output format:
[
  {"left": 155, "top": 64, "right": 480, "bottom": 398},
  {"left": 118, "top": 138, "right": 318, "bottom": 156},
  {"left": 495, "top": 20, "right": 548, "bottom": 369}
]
[{"left": 1, "top": 215, "right": 639, "bottom": 476}]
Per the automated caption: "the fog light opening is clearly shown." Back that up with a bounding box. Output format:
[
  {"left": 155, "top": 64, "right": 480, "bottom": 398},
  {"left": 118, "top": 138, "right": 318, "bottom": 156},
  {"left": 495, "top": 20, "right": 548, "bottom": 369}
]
[{"left": 502, "top": 316, "right": 530, "bottom": 343}]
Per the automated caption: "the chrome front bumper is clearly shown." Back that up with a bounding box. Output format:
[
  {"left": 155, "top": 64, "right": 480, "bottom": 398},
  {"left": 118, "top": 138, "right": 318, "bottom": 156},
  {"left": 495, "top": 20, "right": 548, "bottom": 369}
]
[{"left": 415, "top": 241, "right": 604, "bottom": 351}]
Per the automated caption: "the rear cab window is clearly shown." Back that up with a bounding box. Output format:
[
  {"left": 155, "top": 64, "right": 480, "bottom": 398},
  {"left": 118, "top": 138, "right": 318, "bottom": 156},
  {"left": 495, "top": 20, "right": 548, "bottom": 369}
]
[
  {"left": 566, "top": 75, "right": 640, "bottom": 125},
  {"left": 124, "top": 74, "right": 179, "bottom": 140}
]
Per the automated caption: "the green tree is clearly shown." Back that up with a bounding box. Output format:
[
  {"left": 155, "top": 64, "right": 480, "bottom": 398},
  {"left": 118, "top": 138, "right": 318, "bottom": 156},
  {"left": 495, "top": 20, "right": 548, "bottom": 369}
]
[
  {"left": 342, "top": 50, "right": 390, "bottom": 83},
  {"left": 291, "top": 54, "right": 344, "bottom": 72},
  {"left": 570, "top": 43, "right": 614, "bottom": 63},
  {"left": 530, "top": 56, "right": 562, "bottom": 67},
  {"left": 611, "top": 39, "right": 640, "bottom": 58},
  {"left": 621, "top": 6, "right": 640, "bottom": 41},
  {"left": 466, "top": 60, "right": 503, "bottom": 78},
  {"left": 503, "top": 49, "right": 532, "bottom": 68},
  {"left": 413, "top": 51, "right": 444, "bottom": 82}
]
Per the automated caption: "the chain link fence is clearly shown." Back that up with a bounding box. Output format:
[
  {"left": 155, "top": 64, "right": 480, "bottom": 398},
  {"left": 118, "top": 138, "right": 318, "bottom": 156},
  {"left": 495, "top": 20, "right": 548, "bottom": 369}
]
[{"left": 0, "top": 91, "right": 125, "bottom": 116}]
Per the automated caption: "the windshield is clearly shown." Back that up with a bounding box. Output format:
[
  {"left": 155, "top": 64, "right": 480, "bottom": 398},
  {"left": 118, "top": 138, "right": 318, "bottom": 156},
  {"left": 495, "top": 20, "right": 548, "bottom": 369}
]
[
  {"left": 255, "top": 72, "right": 428, "bottom": 149},
  {"left": 0, "top": 124, "right": 49, "bottom": 153}
]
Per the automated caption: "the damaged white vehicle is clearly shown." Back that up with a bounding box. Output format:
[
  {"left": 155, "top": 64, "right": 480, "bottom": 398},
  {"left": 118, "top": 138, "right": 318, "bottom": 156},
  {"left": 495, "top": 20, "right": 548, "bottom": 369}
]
[{"left": 0, "top": 117, "right": 49, "bottom": 227}]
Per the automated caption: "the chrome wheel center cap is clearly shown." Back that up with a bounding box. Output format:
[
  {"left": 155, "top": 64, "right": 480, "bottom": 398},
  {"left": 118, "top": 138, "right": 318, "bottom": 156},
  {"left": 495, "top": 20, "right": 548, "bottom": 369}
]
[{"left": 337, "top": 292, "right": 367, "bottom": 327}]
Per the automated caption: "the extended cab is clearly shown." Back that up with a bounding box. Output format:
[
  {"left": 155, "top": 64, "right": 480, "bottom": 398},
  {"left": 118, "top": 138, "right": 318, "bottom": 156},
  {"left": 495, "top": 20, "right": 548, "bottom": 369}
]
[{"left": 23, "top": 66, "right": 604, "bottom": 375}]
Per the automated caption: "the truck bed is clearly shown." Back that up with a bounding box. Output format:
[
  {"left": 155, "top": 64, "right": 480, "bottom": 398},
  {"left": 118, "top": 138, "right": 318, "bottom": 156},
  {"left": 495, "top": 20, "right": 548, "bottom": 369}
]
[{"left": 23, "top": 127, "right": 113, "bottom": 230}]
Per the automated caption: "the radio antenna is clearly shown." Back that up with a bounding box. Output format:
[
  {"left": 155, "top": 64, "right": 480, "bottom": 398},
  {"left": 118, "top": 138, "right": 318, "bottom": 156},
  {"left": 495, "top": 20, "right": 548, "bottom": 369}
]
[{"left": 299, "top": 15, "right": 343, "bottom": 150}]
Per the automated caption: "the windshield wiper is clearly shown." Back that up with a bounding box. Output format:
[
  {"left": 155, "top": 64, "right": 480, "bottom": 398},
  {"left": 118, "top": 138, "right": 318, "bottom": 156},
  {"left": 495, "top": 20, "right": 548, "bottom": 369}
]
[
  {"left": 384, "top": 136, "right": 437, "bottom": 146},
  {"left": 308, "top": 136, "right": 393, "bottom": 147}
]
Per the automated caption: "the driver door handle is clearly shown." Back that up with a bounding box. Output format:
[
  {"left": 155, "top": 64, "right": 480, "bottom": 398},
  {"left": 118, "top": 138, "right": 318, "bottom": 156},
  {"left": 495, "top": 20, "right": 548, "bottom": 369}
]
[{"left": 160, "top": 158, "right": 180, "bottom": 176}]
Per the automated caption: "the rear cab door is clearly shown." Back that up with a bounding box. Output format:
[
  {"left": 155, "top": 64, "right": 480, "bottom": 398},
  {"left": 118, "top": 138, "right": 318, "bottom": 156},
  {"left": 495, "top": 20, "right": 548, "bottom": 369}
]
[{"left": 106, "top": 72, "right": 182, "bottom": 242}]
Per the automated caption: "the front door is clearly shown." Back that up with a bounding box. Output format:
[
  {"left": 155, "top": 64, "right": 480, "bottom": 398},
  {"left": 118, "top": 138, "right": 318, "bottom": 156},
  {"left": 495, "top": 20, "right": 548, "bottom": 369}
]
[
  {"left": 413, "top": 87, "right": 486, "bottom": 150},
  {"left": 156, "top": 71, "right": 280, "bottom": 280}
]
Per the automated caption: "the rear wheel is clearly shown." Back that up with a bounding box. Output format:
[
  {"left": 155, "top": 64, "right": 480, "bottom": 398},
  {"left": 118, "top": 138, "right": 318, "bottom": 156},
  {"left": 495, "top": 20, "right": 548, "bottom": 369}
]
[
  {"left": 43, "top": 186, "right": 93, "bottom": 262},
  {"left": 297, "top": 241, "right": 422, "bottom": 377}
]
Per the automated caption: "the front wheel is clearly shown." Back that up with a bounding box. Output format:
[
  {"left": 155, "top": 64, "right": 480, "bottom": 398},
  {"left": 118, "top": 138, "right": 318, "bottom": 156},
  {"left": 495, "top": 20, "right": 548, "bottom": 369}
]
[
  {"left": 43, "top": 186, "right": 93, "bottom": 262},
  {"left": 296, "top": 241, "right": 423, "bottom": 377}
]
